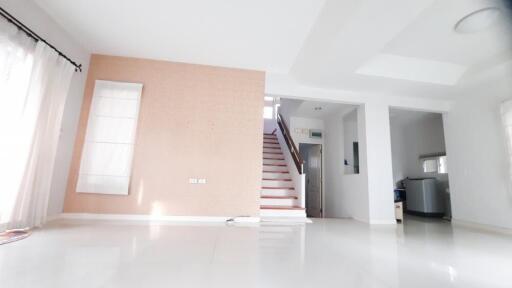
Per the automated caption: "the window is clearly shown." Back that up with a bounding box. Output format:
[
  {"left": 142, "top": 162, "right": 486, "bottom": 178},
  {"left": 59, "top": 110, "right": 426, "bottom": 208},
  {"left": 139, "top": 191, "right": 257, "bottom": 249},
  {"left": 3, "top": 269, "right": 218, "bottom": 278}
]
[
  {"left": 502, "top": 100, "right": 512, "bottom": 181},
  {"left": 421, "top": 155, "right": 448, "bottom": 174},
  {"left": 263, "top": 106, "right": 273, "bottom": 119},
  {"left": 76, "top": 80, "right": 143, "bottom": 195}
]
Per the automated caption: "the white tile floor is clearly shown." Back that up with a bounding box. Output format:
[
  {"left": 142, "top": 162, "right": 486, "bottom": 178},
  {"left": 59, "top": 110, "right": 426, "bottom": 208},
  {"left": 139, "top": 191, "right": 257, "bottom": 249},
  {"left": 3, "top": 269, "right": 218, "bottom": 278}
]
[{"left": 1, "top": 217, "right": 511, "bottom": 288}]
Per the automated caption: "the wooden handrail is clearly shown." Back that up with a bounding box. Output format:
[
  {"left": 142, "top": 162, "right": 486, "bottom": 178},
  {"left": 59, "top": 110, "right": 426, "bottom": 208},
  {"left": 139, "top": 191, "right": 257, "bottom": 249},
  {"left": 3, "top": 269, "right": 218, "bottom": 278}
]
[{"left": 277, "top": 113, "right": 304, "bottom": 174}]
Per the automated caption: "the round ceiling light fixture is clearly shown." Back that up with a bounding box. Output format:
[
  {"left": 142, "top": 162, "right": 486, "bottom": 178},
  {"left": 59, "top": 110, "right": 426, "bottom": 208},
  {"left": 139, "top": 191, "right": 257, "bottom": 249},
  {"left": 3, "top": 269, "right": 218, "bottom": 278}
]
[
  {"left": 314, "top": 107, "right": 322, "bottom": 111},
  {"left": 454, "top": 7, "right": 502, "bottom": 33}
]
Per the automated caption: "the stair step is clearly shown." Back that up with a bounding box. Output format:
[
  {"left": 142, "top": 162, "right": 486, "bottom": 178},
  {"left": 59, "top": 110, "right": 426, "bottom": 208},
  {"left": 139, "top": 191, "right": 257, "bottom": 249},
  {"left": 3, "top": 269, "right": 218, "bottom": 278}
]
[
  {"left": 262, "top": 178, "right": 292, "bottom": 181},
  {"left": 263, "top": 171, "right": 289, "bottom": 174},
  {"left": 263, "top": 159, "right": 286, "bottom": 165},
  {"left": 263, "top": 146, "right": 281, "bottom": 149},
  {"left": 261, "top": 196, "right": 298, "bottom": 200},
  {"left": 263, "top": 151, "right": 283, "bottom": 155},
  {"left": 262, "top": 186, "right": 294, "bottom": 190},
  {"left": 263, "top": 149, "right": 282, "bottom": 153},
  {"left": 262, "top": 179, "right": 294, "bottom": 188},
  {"left": 260, "top": 189, "right": 297, "bottom": 197},
  {"left": 262, "top": 173, "right": 292, "bottom": 180},
  {"left": 263, "top": 164, "right": 287, "bottom": 167},
  {"left": 260, "top": 205, "right": 305, "bottom": 210}
]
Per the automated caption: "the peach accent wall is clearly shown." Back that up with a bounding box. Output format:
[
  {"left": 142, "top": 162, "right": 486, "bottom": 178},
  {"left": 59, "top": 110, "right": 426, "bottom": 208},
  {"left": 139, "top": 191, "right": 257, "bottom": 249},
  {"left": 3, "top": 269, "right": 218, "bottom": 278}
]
[{"left": 64, "top": 54, "right": 264, "bottom": 217}]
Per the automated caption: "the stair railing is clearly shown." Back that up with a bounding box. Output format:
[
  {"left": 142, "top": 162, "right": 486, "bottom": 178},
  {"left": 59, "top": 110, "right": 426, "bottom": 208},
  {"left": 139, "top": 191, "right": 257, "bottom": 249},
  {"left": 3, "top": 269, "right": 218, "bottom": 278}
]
[{"left": 277, "top": 113, "right": 304, "bottom": 174}]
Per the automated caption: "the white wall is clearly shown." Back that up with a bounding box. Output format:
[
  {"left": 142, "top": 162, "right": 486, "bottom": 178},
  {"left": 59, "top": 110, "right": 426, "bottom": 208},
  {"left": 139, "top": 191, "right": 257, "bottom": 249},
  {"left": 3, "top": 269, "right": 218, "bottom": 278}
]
[
  {"left": 0, "top": 0, "right": 91, "bottom": 217},
  {"left": 444, "top": 78, "right": 512, "bottom": 229},
  {"left": 390, "top": 112, "right": 448, "bottom": 192},
  {"left": 364, "top": 103, "right": 396, "bottom": 224},
  {"left": 289, "top": 116, "right": 324, "bottom": 145},
  {"left": 324, "top": 106, "right": 370, "bottom": 221},
  {"left": 324, "top": 110, "right": 346, "bottom": 218}
]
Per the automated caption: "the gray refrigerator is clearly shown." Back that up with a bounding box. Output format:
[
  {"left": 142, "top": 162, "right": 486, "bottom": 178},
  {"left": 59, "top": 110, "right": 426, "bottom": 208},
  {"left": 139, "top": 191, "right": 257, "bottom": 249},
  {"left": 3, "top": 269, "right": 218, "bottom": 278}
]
[{"left": 404, "top": 178, "right": 445, "bottom": 217}]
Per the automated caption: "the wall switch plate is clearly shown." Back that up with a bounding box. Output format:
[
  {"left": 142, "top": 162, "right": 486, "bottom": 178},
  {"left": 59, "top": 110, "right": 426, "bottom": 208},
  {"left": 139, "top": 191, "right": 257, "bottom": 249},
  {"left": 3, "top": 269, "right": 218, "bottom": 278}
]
[
  {"left": 189, "top": 178, "right": 198, "bottom": 184},
  {"left": 198, "top": 178, "right": 207, "bottom": 184}
]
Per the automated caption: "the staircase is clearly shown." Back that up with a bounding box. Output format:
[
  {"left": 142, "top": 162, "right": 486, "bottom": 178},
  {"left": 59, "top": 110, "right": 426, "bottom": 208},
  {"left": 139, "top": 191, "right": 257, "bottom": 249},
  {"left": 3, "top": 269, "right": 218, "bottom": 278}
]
[{"left": 260, "top": 133, "right": 305, "bottom": 217}]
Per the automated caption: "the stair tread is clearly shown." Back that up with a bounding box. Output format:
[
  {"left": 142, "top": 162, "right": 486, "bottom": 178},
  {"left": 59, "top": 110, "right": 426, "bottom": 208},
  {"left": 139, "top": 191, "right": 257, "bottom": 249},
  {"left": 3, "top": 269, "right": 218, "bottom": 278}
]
[
  {"left": 263, "top": 164, "right": 287, "bottom": 166},
  {"left": 263, "top": 171, "right": 289, "bottom": 173},
  {"left": 262, "top": 178, "right": 292, "bottom": 181},
  {"left": 261, "top": 196, "right": 298, "bottom": 199},
  {"left": 260, "top": 205, "right": 305, "bottom": 210},
  {"left": 262, "top": 186, "right": 295, "bottom": 190}
]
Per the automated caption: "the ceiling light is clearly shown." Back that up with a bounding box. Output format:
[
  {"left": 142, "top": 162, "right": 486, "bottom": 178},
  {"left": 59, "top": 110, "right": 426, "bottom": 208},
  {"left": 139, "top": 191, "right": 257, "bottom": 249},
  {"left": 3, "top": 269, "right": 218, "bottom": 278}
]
[
  {"left": 314, "top": 107, "right": 322, "bottom": 111},
  {"left": 454, "top": 7, "right": 502, "bottom": 33}
]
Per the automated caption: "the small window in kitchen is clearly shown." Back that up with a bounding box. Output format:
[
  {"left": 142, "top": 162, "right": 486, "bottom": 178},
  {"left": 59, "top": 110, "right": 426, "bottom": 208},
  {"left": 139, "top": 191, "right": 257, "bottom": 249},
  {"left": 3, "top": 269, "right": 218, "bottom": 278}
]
[{"left": 421, "top": 154, "right": 448, "bottom": 174}]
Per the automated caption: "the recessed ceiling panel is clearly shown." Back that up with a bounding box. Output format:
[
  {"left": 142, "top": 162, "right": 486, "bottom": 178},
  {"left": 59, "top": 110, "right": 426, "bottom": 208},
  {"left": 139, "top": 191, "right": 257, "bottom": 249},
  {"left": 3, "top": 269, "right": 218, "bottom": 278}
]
[{"left": 356, "top": 54, "right": 468, "bottom": 86}]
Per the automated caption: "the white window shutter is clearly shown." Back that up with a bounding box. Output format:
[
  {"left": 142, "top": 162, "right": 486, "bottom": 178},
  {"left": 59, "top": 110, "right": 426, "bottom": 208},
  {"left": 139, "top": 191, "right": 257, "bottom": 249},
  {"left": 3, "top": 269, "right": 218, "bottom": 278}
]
[{"left": 77, "top": 80, "right": 143, "bottom": 195}]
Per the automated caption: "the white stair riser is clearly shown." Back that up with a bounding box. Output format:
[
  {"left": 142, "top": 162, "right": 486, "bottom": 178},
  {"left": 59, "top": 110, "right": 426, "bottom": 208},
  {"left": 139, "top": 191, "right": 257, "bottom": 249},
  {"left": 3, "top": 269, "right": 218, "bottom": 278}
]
[
  {"left": 261, "top": 189, "right": 296, "bottom": 197},
  {"left": 263, "top": 159, "right": 286, "bottom": 165},
  {"left": 263, "top": 153, "right": 285, "bottom": 159},
  {"left": 262, "top": 180, "right": 293, "bottom": 187},
  {"left": 259, "top": 226, "right": 294, "bottom": 233},
  {"left": 260, "top": 198, "right": 297, "bottom": 206},
  {"left": 263, "top": 142, "right": 280, "bottom": 148},
  {"left": 260, "top": 209, "right": 307, "bottom": 217},
  {"left": 258, "top": 233, "right": 289, "bottom": 240},
  {"left": 263, "top": 148, "right": 282, "bottom": 154},
  {"left": 263, "top": 165, "right": 288, "bottom": 172},
  {"left": 262, "top": 172, "right": 291, "bottom": 179}
]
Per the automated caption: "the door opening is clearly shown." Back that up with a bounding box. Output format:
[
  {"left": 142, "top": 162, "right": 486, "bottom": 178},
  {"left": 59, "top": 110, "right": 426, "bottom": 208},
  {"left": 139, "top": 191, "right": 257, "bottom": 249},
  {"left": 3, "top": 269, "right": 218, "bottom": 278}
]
[{"left": 299, "top": 143, "right": 323, "bottom": 218}]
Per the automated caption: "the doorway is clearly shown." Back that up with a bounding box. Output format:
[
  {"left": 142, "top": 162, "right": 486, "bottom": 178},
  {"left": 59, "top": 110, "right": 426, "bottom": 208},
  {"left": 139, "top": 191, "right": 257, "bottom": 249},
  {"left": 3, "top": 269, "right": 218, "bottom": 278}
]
[
  {"left": 299, "top": 143, "right": 323, "bottom": 218},
  {"left": 389, "top": 108, "right": 451, "bottom": 223}
]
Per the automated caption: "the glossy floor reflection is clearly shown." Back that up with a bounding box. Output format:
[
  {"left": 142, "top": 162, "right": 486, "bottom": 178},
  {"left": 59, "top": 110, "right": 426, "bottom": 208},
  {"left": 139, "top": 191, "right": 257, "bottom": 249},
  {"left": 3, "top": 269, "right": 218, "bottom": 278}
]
[{"left": 1, "top": 217, "right": 511, "bottom": 288}]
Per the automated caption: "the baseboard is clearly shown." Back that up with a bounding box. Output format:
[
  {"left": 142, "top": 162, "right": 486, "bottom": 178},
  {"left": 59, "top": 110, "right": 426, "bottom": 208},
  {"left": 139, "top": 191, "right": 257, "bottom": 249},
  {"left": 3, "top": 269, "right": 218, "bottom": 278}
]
[
  {"left": 57, "top": 213, "right": 260, "bottom": 223},
  {"left": 45, "top": 214, "right": 61, "bottom": 222},
  {"left": 452, "top": 219, "right": 512, "bottom": 235}
]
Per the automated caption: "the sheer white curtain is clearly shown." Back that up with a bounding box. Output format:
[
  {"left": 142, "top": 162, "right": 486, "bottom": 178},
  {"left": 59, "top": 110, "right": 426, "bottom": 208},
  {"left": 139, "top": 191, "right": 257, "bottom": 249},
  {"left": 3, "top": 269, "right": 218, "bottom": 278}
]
[
  {"left": 0, "top": 18, "right": 75, "bottom": 231},
  {"left": 501, "top": 99, "right": 512, "bottom": 183}
]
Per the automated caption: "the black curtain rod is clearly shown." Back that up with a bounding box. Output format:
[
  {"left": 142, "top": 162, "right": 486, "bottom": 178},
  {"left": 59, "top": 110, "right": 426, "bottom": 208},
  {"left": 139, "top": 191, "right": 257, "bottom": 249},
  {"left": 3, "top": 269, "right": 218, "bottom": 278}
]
[{"left": 0, "top": 6, "right": 82, "bottom": 72}]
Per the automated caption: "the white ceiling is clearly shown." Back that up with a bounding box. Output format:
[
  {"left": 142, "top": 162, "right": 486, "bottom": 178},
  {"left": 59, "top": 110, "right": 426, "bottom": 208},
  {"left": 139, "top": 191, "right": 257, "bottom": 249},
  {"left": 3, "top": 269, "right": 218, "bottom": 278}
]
[
  {"left": 35, "top": 0, "right": 512, "bottom": 99},
  {"left": 290, "top": 0, "right": 512, "bottom": 99},
  {"left": 33, "top": 0, "right": 325, "bottom": 72}
]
